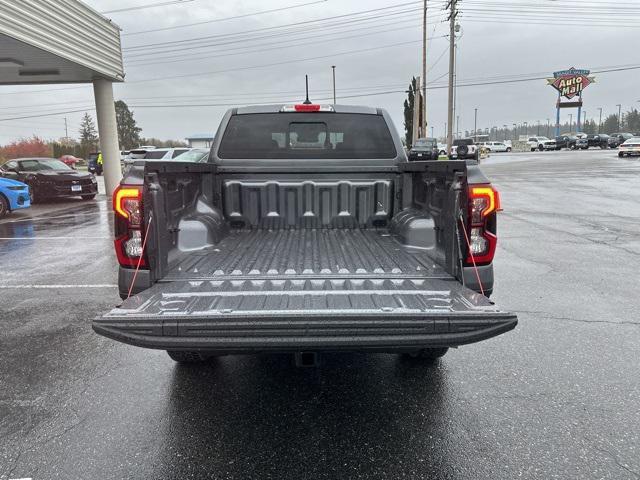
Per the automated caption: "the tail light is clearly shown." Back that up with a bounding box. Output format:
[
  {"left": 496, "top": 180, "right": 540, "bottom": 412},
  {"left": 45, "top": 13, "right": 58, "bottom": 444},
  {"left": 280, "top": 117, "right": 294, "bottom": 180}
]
[
  {"left": 113, "top": 185, "right": 148, "bottom": 268},
  {"left": 466, "top": 184, "right": 500, "bottom": 265}
]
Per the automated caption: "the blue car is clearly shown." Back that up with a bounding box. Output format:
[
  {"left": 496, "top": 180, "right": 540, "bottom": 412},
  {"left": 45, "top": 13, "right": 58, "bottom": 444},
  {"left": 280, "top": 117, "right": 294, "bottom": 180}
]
[{"left": 0, "top": 177, "right": 31, "bottom": 217}]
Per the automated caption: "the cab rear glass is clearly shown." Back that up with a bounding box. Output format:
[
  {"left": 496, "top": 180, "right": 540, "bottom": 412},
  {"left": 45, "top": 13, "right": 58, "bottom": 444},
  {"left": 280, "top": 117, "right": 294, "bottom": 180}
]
[{"left": 218, "top": 113, "right": 396, "bottom": 159}]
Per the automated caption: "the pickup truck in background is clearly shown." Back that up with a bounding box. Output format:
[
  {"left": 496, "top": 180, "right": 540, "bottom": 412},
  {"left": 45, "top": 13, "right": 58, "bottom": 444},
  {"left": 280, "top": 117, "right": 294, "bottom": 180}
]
[{"left": 94, "top": 104, "right": 517, "bottom": 365}]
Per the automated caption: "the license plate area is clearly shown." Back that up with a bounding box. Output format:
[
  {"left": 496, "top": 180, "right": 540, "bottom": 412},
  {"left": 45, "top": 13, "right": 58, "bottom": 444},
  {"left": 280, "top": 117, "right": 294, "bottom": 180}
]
[{"left": 71, "top": 185, "right": 82, "bottom": 192}]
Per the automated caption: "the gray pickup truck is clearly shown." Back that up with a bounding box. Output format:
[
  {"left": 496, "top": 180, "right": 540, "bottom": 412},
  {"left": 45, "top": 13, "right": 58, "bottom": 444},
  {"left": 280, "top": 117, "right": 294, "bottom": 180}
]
[{"left": 94, "top": 104, "right": 517, "bottom": 364}]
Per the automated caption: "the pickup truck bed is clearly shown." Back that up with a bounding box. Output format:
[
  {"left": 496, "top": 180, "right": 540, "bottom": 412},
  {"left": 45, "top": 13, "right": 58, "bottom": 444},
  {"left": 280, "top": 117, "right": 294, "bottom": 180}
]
[
  {"left": 98, "top": 226, "right": 514, "bottom": 352},
  {"left": 95, "top": 105, "right": 516, "bottom": 358}
]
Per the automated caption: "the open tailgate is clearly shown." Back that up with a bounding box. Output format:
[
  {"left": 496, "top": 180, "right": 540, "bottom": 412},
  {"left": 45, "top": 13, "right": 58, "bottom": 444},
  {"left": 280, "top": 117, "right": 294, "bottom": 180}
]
[{"left": 94, "top": 277, "right": 517, "bottom": 352}]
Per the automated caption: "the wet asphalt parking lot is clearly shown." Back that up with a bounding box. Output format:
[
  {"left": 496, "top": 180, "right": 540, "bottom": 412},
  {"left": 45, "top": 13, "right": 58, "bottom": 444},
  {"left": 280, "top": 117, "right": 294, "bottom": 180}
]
[{"left": 1, "top": 150, "right": 639, "bottom": 480}]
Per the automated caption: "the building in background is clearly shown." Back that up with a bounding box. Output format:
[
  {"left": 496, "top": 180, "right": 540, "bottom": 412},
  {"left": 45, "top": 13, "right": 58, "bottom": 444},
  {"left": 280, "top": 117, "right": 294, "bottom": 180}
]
[{"left": 186, "top": 134, "right": 215, "bottom": 148}]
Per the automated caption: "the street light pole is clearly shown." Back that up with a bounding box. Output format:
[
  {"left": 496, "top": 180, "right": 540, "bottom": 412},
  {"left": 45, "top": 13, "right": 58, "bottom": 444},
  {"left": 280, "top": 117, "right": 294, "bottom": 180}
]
[
  {"left": 546, "top": 118, "right": 550, "bottom": 137},
  {"left": 512, "top": 123, "right": 517, "bottom": 141},
  {"left": 569, "top": 113, "right": 573, "bottom": 133},
  {"left": 616, "top": 104, "right": 622, "bottom": 130},
  {"left": 597, "top": 107, "right": 602, "bottom": 133},
  {"left": 331, "top": 65, "right": 336, "bottom": 104},
  {"left": 537, "top": 120, "right": 540, "bottom": 136},
  {"left": 524, "top": 121, "right": 528, "bottom": 137},
  {"left": 503, "top": 124, "right": 507, "bottom": 141},
  {"left": 474, "top": 108, "right": 478, "bottom": 142}
]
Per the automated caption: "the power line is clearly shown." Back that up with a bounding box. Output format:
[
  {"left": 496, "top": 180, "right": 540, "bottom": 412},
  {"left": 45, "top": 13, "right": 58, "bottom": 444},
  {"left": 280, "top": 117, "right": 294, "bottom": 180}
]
[
  {"left": 102, "top": 0, "right": 196, "bottom": 14},
  {"left": 122, "top": 1, "right": 435, "bottom": 51},
  {"left": 123, "top": 0, "right": 329, "bottom": 36},
  {"left": 4, "top": 64, "right": 639, "bottom": 122}
]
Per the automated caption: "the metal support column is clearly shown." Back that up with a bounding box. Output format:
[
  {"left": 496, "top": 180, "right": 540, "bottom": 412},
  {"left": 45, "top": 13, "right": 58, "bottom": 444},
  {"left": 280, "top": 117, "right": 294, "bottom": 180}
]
[
  {"left": 555, "top": 92, "right": 561, "bottom": 137},
  {"left": 93, "top": 78, "right": 122, "bottom": 198}
]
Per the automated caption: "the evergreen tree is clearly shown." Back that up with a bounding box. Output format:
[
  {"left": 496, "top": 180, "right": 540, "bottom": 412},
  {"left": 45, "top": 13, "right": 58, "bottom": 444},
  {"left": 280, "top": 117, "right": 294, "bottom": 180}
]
[
  {"left": 115, "top": 100, "right": 142, "bottom": 149},
  {"left": 403, "top": 77, "right": 417, "bottom": 148},
  {"left": 78, "top": 112, "right": 99, "bottom": 158},
  {"left": 601, "top": 114, "right": 619, "bottom": 134}
]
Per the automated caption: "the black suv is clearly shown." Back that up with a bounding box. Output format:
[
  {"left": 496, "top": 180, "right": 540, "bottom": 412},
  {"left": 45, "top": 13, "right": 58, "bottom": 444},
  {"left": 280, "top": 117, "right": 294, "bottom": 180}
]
[
  {"left": 555, "top": 135, "right": 577, "bottom": 150},
  {"left": 408, "top": 137, "right": 439, "bottom": 160},
  {"left": 586, "top": 134, "right": 610, "bottom": 149}
]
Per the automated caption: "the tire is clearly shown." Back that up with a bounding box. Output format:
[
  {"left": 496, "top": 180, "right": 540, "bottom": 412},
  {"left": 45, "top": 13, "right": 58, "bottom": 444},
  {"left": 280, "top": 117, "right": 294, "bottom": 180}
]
[
  {"left": 81, "top": 194, "right": 96, "bottom": 200},
  {"left": 0, "top": 195, "right": 8, "bottom": 218},
  {"left": 405, "top": 347, "right": 449, "bottom": 361},
  {"left": 618, "top": 152, "right": 624, "bottom": 157},
  {"left": 167, "top": 351, "right": 211, "bottom": 363},
  {"left": 530, "top": 148, "right": 535, "bottom": 152},
  {"left": 457, "top": 145, "right": 469, "bottom": 157},
  {"left": 506, "top": 147, "right": 512, "bottom": 152},
  {"left": 538, "top": 144, "right": 544, "bottom": 151},
  {"left": 28, "top": 184, "right": 37, "bottom": 204}
]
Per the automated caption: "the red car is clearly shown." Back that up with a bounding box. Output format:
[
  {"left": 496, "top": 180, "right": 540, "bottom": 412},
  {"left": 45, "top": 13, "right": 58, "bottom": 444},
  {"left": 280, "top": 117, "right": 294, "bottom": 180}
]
[{"left": 59, "top": 155, "right": 81, "bottom": 169}]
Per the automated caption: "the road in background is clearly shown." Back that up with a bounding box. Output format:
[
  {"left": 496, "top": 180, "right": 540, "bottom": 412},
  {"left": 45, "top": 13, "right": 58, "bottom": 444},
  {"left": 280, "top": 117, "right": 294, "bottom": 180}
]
[{"left": 1, "top": 150, "right": 639, "bottom": 479}]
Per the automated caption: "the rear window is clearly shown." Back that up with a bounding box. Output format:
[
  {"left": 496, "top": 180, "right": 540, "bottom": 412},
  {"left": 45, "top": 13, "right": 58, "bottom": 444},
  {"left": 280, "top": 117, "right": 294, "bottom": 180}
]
[
  {"left": 144, "top": 150, "right": 168, "bottom": 159},
  {"left": 218, "top": 113, "right": 396, "bottom": 159},
  {"left": 453, "top": 139, "right": 473, "bottom": 146}
]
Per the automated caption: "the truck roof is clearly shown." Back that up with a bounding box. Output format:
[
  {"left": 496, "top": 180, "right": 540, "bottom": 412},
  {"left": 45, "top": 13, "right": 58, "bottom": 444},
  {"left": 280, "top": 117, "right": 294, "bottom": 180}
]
[{"left": 235, "top": 104, "right": 379, "bottom": 115}]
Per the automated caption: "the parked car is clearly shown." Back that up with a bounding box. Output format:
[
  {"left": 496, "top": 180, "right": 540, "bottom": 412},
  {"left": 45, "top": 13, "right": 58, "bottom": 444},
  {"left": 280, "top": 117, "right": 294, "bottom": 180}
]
[
  {"left": 482, "top": 141, "right": 511, "bottom": 153},
  {"left": 95, "top": 103, "right": 517, "bottom": 364},
  {"left": 527, "top": 136, "right": 555, "bottom": 151},
  {"left": 124, "top": 147, "right": 192, "bottom": 168},
  {"left": 0, "top": 158, "right": 98, "bottom": 203},
  {"left": 87, "top": 152, "right": 102, "bottom": 175},
  {"left": 586, "top": 134, "right": 610, "bottom": 149},
  {"left": 618, "top": 137, "right": 640, "bottom": 157},
  {"left": 59, "top": 154, "right": 81, "bottom": 169},
  {"left": 449, "top": 138, "right": 479, "bottom": 159},
  {"left": 555, "top": 135, "right": 577, "bottom": 150},
  {"left": 408, "top": 138, "right": 439, "bottom": 160},
  {"left": 172, "top": 148, "right": 210, "bottom": 163},
  {"left": 609, "top": 133, "right": 634, "bottom": 148},
  {"left": 0, "top": 176, "right": 31, "bottom": 217},
  {"left": 437, "top": 143, "right": 447, "bottom": 156}
]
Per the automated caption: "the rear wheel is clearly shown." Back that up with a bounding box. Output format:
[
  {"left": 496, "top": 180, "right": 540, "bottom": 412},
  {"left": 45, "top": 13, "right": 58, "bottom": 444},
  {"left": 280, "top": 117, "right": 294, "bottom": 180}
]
[
  {"left": 167, "top": 350, "right": 211, "bottom": 364},
  {"left": 538, "top": 144, "right": 544, "bottom": 151},
  {"left": 0, "top": 195, "right": 8, "bottom": 217},
  {"left": 506, "top": 147, "right": 512, "bottom": 152},
  {"left": 619, "top": 152, "right": 625, "bottom": 157}
]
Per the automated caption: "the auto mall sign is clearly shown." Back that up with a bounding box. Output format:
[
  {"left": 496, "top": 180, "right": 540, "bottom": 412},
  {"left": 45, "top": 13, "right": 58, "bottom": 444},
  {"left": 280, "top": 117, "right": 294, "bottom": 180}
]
[{"left": 547, "top": 68, "right": 595, "bottom": 99}]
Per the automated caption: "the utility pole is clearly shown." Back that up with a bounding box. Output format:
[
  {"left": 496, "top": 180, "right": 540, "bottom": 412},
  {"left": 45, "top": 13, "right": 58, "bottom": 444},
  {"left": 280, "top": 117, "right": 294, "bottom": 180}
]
[
  {"left": 64, "top": 117, "right": 68, "bottom": 140},
  {"left": 446, "top": 0, "right": 457, "bottom": 153},
  {"left": 412, "top": 76, "right": 421, "bottom": 144},
  {"left": 546, "top": 118, "right": 550, "bottom": 137},
  {"left": 474, "top": 108, "right": 478, "bottom": 142},
  {"left": 569, "top": 113, "right": 573, "bottom": 133},
  {"left": 331, "top": 65, "right": 336, "bottom": 104},
  {"left": 456, "top": 115, "right": 460, "bottom": 139},
  {"left": 537, "top": 120, "right": 540, "bottom": 136},
  {"left": 422, "top": 0, "right": 428, "bottom": 137},
  {"left": 597, "top": 107, "right": 602, "bottom": 133}
]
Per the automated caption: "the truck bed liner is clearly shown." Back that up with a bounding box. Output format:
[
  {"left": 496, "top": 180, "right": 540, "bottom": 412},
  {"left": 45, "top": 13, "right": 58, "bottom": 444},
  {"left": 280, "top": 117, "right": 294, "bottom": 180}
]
[{"left": 164, "top": 228, "right": 449, "bottom": 281}]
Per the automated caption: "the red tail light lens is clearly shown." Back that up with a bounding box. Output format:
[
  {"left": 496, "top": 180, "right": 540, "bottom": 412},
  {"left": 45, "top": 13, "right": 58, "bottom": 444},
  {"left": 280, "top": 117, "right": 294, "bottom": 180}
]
[
  {"left": 466, "top": 185, "right": 500, "bottom": 265},
  {"left": 113, "top": 185, "right": 147, "bottom": 268}
]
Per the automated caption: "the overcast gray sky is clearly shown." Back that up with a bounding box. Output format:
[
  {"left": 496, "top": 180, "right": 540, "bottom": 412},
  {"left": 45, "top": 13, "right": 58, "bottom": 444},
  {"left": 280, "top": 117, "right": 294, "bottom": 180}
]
[{"left": 1, "top": 0, "right": 639, "bottom": 145}]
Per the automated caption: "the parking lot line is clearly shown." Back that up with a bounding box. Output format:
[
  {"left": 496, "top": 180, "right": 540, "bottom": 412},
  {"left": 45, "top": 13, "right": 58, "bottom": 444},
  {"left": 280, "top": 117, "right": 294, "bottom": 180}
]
[
  {"left": 0, "top": 284, "right": 117, "bottom": 289},
  {"left": 0, "top": 236, "right": 110, "bottom": 240}
]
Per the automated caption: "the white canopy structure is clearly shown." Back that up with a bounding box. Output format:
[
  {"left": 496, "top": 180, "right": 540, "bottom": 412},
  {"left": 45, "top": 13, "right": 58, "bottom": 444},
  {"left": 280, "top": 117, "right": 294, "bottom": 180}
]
[{"left": 0, "top": 0, "right": 125, "bottom": 196}]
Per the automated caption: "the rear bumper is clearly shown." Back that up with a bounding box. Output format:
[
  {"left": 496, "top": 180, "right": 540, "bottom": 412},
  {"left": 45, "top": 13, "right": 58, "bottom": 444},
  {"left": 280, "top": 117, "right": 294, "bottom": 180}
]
[{"left": 92, "top": 313, "right": 517, "bottom": 353}]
